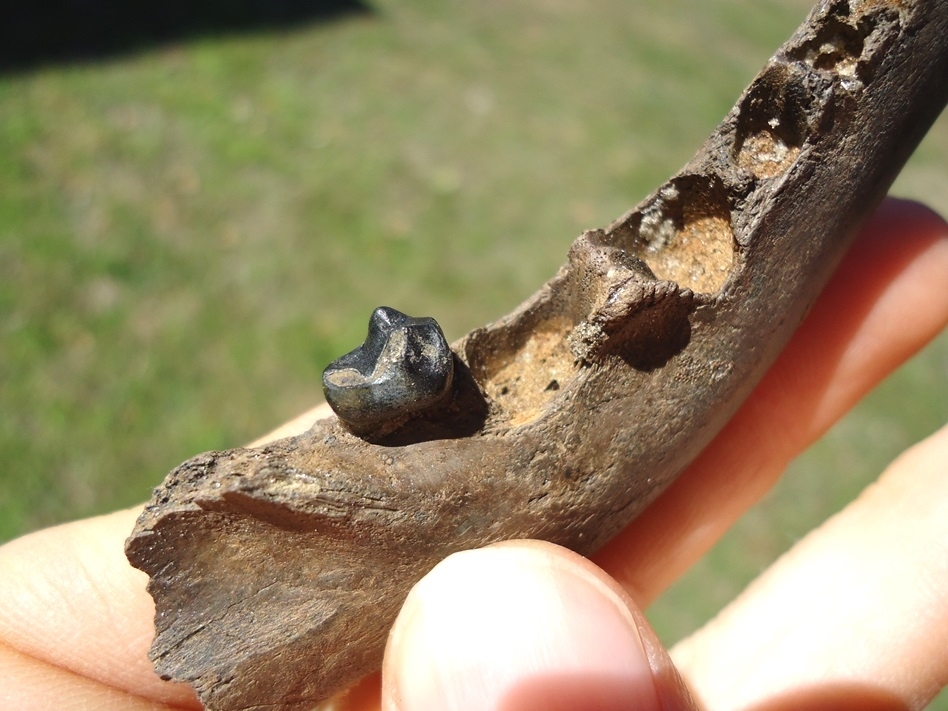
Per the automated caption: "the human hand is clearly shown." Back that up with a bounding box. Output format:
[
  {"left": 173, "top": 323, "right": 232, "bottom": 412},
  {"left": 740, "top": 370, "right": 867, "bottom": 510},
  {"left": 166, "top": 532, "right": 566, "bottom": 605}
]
[
  {"left": 378, "top": 197, "right": 948, "bottom": 711},
  {"left": 380, "top": 424, "right": 948, "bottom": 711},
  {"left": 1, "top": 197, "right": 946, "bottom": 710}
]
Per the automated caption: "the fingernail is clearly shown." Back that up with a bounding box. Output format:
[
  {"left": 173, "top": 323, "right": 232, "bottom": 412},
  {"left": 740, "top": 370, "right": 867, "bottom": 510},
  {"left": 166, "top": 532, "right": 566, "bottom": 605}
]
[{"left": 384, "top": 542, "right": 661, "bottom": 711}]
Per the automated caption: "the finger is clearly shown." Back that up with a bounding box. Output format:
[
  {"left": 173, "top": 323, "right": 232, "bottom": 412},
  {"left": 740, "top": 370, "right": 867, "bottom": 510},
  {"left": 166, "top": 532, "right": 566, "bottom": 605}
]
[
  {"left": 331, "top": 672, "right": 384, "bottom": 711},
  {"left": 381, "top": 540, "right": 697, "bottom": 711},
  {"left": 0, "top": 642, "right": 179, "bottom": 711},
  {"left": 0, "top": 508, "right": 200, "bottom": 709},
  {"left": 673, "top": 423, "right": 948, "bottom": 711},
  {"left": 594, "top": 198, "right": 948, "bottom": 605}
]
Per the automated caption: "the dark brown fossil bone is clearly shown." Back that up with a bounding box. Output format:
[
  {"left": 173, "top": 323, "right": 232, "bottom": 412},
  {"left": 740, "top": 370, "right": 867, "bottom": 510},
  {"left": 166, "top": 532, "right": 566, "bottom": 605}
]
[{"left": 126, "top": 2, "right": 948, "bottom": 709}]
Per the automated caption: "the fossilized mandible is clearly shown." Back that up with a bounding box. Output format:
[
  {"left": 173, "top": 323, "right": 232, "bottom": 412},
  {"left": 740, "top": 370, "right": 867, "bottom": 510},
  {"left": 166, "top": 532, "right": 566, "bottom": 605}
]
[{"left": 126, "top": 2, "right": 948, "bottom": 709}]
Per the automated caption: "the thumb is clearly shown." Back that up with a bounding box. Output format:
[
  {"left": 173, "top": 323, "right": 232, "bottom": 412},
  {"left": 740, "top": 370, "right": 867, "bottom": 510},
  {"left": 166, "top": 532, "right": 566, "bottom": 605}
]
[{"left": 382, "top": 540, "right": 696, "bottom": 711}]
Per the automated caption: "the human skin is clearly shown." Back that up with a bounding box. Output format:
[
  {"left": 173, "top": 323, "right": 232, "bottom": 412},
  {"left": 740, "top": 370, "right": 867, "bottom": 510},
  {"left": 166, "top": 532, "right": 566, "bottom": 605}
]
[{"left": 1, "top": 197, "right": 947, "bottom": 711}]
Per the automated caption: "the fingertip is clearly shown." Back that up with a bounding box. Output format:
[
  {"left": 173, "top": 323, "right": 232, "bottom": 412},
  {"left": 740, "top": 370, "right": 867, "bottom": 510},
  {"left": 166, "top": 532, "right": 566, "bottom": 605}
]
[
  {"left": 841, "top": 196, "right": 948, "bottom": 299},
  {"left": 868, "top": 197, "right": 948, "bottom": 238},
  {"left": 382, "top": 541, "right": 685, "bottom": 711}
]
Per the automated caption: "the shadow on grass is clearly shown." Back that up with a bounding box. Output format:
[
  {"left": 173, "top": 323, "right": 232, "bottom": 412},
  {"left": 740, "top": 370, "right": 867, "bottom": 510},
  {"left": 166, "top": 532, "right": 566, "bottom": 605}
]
[{"left": 0, "top": 0, "right": 373, "bottom": 73}]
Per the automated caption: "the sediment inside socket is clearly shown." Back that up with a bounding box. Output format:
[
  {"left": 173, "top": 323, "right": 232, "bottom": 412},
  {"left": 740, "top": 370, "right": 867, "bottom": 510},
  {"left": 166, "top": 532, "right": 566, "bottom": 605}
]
[{"left": 625, "top": 177, "right": 736, "bottom": 295}]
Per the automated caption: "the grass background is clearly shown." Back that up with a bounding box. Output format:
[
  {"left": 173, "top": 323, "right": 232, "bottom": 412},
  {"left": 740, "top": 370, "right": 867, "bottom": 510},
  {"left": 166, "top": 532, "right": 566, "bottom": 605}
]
[{"left": 1, "top": 0, "right": 946, "bottom": 703}]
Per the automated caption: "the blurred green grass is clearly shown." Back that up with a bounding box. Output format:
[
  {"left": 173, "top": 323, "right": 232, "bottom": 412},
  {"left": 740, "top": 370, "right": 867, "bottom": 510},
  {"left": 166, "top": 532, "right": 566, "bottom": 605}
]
[{"left": 1, "top": 0, "right": 946, "bottom": 701}]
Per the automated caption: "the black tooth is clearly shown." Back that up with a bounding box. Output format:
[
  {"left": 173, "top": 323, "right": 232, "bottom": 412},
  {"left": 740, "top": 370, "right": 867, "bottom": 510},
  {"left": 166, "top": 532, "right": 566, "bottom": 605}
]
[{"left": 322, "top": 307, "right": 454, "bottom": 435}]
